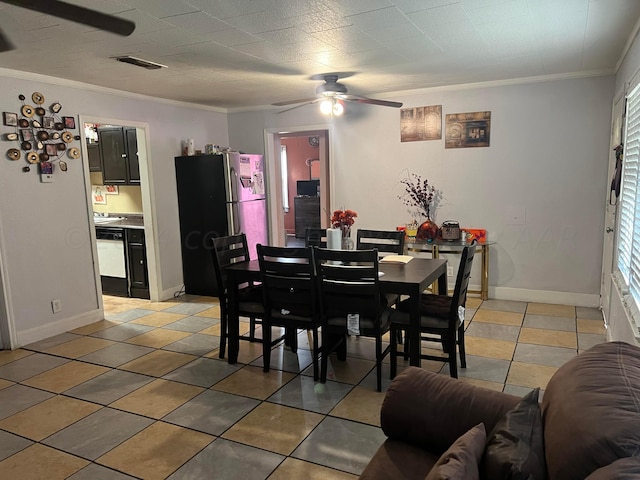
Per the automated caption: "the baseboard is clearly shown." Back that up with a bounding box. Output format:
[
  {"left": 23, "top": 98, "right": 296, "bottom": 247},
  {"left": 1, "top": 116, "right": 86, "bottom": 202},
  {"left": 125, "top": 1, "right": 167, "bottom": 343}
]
[
  {"left": 16, "top": 309, "right": 103, "bottom": 348},
  {"left": 490, "top": 286, "right": 600, "bottom": 308}
]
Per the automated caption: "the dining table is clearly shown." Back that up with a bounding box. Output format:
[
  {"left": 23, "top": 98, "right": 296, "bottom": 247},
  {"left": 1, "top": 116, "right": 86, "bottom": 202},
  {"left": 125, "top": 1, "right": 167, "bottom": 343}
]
[{"left": 225, "top": 256, "right": 448, "bottom": 368}]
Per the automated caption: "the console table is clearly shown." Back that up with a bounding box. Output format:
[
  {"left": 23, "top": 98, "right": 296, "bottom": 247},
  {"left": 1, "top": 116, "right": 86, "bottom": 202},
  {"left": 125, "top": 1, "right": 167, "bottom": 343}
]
[{"left": 406, "top": 239, "right": 494, "bottom": 300}]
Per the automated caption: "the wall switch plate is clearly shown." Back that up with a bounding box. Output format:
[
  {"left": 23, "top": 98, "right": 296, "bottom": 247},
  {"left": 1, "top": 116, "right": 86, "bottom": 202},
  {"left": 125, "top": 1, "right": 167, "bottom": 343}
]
[
  {"left": 51, "top": 299, "right": 62, "bottom": 313},
  {"left": 447, "top": 266, "right": 454, "bottom": 277}
]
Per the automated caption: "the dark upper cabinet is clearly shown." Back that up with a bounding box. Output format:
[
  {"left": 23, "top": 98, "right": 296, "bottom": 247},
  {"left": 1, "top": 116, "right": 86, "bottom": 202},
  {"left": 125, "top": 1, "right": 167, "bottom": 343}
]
[
  {"left": 98, "top": 127, "right": 139, "bottom": 185},
  {"left": 87, "top": 142, "right": 102, "bottom": 172}
]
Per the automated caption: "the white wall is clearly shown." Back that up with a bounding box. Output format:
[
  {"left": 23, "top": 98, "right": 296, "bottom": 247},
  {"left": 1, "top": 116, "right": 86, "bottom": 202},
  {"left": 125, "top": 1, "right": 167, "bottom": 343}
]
[
  {"left": 229, "top": 76, "right": 615, "bottom": 305},
  {"left": 0, "top": 70, "right": 229, "bottom": 346}
]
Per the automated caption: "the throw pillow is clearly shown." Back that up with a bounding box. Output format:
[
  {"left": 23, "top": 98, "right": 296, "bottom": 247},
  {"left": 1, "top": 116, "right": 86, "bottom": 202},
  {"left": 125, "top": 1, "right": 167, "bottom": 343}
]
[
  {"left": 425, "top": 423, "right": 486, "bottom": 480},
  {"left": 483, "top": 388, "right": 546, "bottom": 480},
  {"left": 585, "top": 457, "right": 640, "bottom": 479}
]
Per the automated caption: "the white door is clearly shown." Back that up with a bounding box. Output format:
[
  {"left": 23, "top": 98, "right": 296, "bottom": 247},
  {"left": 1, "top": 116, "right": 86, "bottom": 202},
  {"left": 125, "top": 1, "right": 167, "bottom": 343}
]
[{"left": 601, "top": 93, "right": 625, "bottom": 324}]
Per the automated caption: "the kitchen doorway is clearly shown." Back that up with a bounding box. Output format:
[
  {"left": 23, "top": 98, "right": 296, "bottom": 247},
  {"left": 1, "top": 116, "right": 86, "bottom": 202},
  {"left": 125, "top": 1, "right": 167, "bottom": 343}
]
[
  {"left": 264, "top": 127, "right": 331, "bottom": 247},
  {"left": 79, "top": 116, "right": 160, "bottom": 307}
]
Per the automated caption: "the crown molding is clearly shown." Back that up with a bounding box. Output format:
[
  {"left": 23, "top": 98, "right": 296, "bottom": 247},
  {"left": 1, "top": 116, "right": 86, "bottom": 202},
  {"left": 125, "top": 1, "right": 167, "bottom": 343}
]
[{"left": 0, "top": 67, "right": 228, "bottom": 114}]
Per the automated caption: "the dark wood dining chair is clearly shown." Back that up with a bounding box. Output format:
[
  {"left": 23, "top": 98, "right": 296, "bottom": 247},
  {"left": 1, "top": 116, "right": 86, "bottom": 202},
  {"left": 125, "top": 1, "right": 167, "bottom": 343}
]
[
  {"left": 389, "top": 241, "right": 477, "bottom": 379},
  {"left": 356, "top": 228, "right": 406, "bottom": 311},
  {"left": 211, "top": 234, "right": 283, "bottom": 359},
  {"left": 257, "top": 244, "right": 320, "bottom": 380},
  {"left": 356, "top": 229, "right": 405, "bottom": 255},
  {"left": 304, "top": 227, "right": 327, "bottom": 248},
  {"left": 314, "top": 247, "right": 393, "bottom": 392}
]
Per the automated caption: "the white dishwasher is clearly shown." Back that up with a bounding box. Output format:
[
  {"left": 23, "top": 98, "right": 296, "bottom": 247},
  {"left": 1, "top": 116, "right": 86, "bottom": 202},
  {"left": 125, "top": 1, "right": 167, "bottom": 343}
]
[{"left": 96, "top": 227, "right": 128, "bottom": 295}]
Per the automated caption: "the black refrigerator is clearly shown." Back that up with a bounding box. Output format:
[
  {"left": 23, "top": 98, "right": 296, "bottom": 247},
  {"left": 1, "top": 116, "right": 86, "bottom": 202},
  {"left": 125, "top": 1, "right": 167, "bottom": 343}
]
[{"left": 175, "top": 153, "right": 267, "bottom": 296}]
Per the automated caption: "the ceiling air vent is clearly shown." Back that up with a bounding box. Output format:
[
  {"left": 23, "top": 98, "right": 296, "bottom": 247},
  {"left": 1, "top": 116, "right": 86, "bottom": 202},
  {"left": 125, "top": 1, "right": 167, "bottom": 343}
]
[{"left": 114, "top": 56, "right": 167, "bottom": 70}]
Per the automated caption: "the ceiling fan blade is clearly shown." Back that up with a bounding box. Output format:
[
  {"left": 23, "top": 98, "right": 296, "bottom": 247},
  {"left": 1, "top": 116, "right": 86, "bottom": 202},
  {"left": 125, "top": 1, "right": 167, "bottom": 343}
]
[
  {"left": 342, "top": 94, "right": 403, "bottom": 108},
  {"left": 0, "top": 26, "right": 14, "bottom": 52},
  {"left": 272, "top": 97, "right": 317, "bottom": 107},
  {"left": 0, "top": 0, "right": 136, "bottom": 36},
  {"left": 276, "top": 100, "right": 319, "bottom": 114}
]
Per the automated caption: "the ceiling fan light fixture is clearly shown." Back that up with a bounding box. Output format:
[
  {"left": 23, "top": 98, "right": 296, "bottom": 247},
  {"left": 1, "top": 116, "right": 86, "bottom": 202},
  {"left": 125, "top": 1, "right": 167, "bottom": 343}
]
[
  {"left": 333, "top": 100, "right": 344, "bottom": 116},
  {"left": 114, "top": 55, "right": 167, "bottom": 70},
  {"left": 320, "top": 98, "right": 333, "bottom": 115}
]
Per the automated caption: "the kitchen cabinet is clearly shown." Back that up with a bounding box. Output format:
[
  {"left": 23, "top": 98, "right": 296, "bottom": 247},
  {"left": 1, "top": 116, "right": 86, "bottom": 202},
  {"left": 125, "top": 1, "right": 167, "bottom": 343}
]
[
  {"left": 294, "top": 196, "right": 321, "bottom": 238},
  {"left": 87, "top": 142, "right": 102, "bottom": 172},
  {"left": 126, "top": 228, "right": 149, "bottom": 299},
  {"left": 98, "top": 127, "right": 140, "bottom": 185}
]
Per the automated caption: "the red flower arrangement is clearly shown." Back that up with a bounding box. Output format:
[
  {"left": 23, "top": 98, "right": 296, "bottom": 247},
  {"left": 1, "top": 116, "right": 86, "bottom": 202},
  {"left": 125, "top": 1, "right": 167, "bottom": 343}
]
[{"left": 331, "top": 208, "right": 357, "bottom": 237}]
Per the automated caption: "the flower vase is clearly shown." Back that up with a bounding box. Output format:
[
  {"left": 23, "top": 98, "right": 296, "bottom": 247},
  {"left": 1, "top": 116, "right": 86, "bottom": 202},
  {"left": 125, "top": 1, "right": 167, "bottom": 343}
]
[
  {"left": 416, "top": 218, "right": 438, "bottom": 241},
  {"left": 341, "top": 235, "right": 354, "bottom": 250},
  {"left": 341, "top": 227, "right": 354, "bottom": 250}
]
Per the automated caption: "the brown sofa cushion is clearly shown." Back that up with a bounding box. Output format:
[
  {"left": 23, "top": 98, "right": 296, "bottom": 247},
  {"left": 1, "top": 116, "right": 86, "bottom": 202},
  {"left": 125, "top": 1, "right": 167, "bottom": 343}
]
[
  {"left": 483, "top": 388, "right": 546, "bottom": 480},
  {"left": 585, "top": 457, "right": 640, "bottom": 479},
  {"left": 358, "top": 438, "right": 440, "bottom": 480},
  {"left": 381, "top": 368, "right": 519, "bottom": 453},
  {"left": 425, "top": 423, "right": 486, "bottom": 480},
  {"left": 542, "top": 342, "right": 640, "bottom": 480}
]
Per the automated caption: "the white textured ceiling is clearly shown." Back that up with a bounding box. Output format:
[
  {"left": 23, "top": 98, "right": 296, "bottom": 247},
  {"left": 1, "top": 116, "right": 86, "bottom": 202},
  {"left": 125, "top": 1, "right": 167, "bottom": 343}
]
[{"left": 0, "top": 0, "right": 639, "bottom": 110}]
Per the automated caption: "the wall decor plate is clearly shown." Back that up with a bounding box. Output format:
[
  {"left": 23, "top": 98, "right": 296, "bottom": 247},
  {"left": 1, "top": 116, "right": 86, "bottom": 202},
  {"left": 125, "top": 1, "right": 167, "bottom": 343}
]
[
  {"left": 39, "top": 152, "right": 49, "bottom": 162},
  {"left": 56, "top": 143, "right": 66, "bottom": 151},
  {"left": 36, "top": 141, "right": 43, "bottom": 150},
  {"left": 61, "top": 131, "right": 73, "bottom": 143},
  {"left": 51, "top": 132, "right": 60, "bottom": 140},
  {"left": 36, "top": 130, "right": 49, "bottom": 141},
  {"left": 7, "top": 148, "right": 20, "bottom": 160},
  {"left": 20, "top": 141, "right": 31, "bottom": 151},
  {"left": 67, "top": 147, "right": 80, "bottom": 159},
  {"left": 5, "top": 133, "right": 18, "bottom": 141},
  {"left": 59, "top": 160, "right": 67, "bottom": 172},
  {"left": 22, "top": 166, "right": 30, "bottom": 172},
  {"left": 31, "top": 92, "right": 45, "bottom": 105},
  {"left": 18, "top": 94, "right": 25, "bottom": 101},
  {"left": 26, "top": 152, "right": 39, "bottom": 163},
  {"left": 50, "top": 102, "right": 62, "bottom": 113},
  {"left": 32, "top": 119, "right": 41, "bottom": 128},
  {"left": 34, "top": 107, "right": 46, "bottom": 117},
  {"left": 18, "top": 118, "right": 29, "bottom": 128},
  {"left": 21, "top": 105, "right": 34, "bottom": 118},
  {"left": 54, "top": 122, "right": 64, "bottom": 130}
]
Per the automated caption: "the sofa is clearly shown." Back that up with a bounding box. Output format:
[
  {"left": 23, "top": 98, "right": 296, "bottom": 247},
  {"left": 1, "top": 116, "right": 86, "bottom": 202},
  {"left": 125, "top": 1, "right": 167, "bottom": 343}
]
[{"left": 359, "top": 341, "right": 640, "bottom": 480}]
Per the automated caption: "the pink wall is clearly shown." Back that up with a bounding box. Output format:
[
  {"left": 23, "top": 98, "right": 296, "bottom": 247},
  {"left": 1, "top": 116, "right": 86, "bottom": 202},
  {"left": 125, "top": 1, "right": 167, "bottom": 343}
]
[{"left": 281, "top": 136, "right": 319, "bottom": 234}]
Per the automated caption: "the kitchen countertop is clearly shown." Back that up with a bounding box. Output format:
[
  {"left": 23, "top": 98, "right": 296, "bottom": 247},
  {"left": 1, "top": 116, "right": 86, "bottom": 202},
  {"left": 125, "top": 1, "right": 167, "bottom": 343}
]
[{"left": 94, "top": 216, "right": 144, "bottom": 230}]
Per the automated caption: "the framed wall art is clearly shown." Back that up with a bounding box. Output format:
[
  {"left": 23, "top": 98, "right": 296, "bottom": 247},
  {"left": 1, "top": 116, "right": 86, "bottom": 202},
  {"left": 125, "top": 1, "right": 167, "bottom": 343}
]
[
  {"left": 445, "top": 111, "right": 491, "bottom": 148},
  {"left": 400, "top": 105, "right": 442, "bottom": 142},
  {"left": 63, "top": 116, "right": 75, "bottom": 129},
  {"left": 3, "top": 112, "right": 17, "bottom": 127}
]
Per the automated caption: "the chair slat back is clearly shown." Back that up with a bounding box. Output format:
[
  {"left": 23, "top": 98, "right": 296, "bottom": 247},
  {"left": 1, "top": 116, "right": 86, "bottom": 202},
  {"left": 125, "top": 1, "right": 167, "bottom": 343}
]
[
  {"left": 257, "top": 245, "right": 316, "bottom": 318},
  {"left": 305, "top": 227, "right": 327, "bottom": 248},
  {"left": 314, "top": 248, "right": 381, "bottom": 320},
  {"left": 450, "top": 241, "right": 477, "bottom": 320},
  {"left": 211, "top": 234, "right": 250, "bottom": 299},
  {"left": 356, "top": 229, "right": 405, "bottom": 254}
]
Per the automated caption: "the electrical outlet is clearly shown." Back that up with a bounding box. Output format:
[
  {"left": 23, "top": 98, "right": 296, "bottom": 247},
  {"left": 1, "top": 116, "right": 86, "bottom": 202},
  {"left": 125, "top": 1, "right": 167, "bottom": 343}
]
[
  {"left": 447, "top": 266, "right": 454, "bottom": 277},
  {"left": 51, "top": 299, "right": 62, "bottom": 313}
]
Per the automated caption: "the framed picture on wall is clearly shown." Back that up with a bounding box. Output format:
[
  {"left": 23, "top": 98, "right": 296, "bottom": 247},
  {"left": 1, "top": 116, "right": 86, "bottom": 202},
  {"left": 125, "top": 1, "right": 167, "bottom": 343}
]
[
  {"left": 400, "top": 105, "right": 442, "bottom": 142},
  {"left": 63, "top": 116, "right": 76, "bottom": 129},
  {"left": 445, "top": 111, "right": 491, "bottom": 148},
  {"left": 3, "top": 112, "right": 17, "bottom": 126}
]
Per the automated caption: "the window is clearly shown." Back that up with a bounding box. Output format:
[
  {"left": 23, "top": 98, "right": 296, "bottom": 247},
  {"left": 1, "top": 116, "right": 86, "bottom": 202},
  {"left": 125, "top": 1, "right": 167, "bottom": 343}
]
[{"left": 618, "top": 82, "right": 640, "bottom": 308}]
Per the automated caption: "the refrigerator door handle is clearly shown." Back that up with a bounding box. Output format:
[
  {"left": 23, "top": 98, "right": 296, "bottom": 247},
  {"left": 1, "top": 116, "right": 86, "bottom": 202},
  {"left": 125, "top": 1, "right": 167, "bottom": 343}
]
[
  {"left": 227, "top": 201, "right": 241, "bottom": 234},
  {"left": 228, "top": 166, "right": 239, "bottom": 203}
]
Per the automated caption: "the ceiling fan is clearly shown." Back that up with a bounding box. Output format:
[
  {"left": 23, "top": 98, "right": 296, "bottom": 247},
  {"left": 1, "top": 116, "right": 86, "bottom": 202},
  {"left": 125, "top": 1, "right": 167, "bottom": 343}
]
[
  {"left": 0, "top": 0, "right": 135, "bottom": 52},
  {"left": 273, "top": 73, "right": 403, "bottom": 114}
]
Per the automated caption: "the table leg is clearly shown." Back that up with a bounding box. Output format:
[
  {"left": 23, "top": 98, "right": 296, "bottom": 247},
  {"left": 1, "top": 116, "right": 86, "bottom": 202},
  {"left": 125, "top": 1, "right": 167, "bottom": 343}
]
[
  {"left": 481, "top": 244, "right": 489, "bottom": 300},
  {"left": 409, "top": 290, "right": 421, "bottom": 367},
  {"left": 227, "top": 274, "right": 240, "bottom": 364},
  {"left": 432, "top": 245, "right": 440, "bottom": 295}
]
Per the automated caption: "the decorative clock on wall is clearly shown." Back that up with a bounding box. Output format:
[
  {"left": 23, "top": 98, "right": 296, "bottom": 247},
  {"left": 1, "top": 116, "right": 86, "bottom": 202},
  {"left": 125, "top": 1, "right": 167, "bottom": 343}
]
[{"left": 2, "top": 92, "right": 80, "bottom": 179}]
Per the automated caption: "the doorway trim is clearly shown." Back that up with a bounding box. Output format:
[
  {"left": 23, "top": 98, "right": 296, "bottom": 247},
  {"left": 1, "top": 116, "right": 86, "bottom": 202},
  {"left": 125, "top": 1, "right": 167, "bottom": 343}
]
[
  {"left": 79, "top": 115, "right": 161, "bottom": 304},
  {"left": 264, "top": 125, "right": 333, "bottom": 247}
]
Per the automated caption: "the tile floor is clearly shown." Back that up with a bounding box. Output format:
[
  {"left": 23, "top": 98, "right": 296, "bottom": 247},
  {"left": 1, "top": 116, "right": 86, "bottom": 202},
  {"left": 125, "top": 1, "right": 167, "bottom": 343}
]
[{"left": 0, "top": 294, "right": 606, "bottom": 479}]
